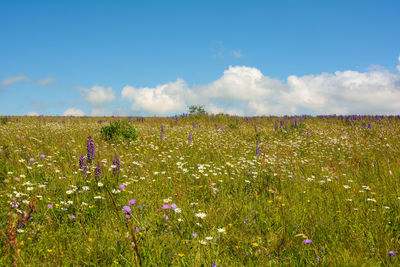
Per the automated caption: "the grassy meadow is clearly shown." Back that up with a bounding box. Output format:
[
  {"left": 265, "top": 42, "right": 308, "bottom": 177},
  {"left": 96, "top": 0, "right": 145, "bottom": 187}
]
[{"left": 1, "top": 114, "right": 400, "bottom": 266}]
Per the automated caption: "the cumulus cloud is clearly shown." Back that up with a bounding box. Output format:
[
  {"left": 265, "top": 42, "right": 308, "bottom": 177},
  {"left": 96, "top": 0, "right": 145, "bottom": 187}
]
[
  {"left": 26, "top": 111, "right": 39, "bottom": 116},
  {"left": 1, "top": 75, "right": 29, "bottom": 86},
  {"left": 37, "top": 77, "right": 56, "bottom": 86},
  {"left": 122, "top": 79, "right": 188, "bottom": 115},
  {"left": 63, "top": 107, "right": 85, "bottom": 116},
  {"left": 82, "top": 86, "right": 116, "bottom": 106}
]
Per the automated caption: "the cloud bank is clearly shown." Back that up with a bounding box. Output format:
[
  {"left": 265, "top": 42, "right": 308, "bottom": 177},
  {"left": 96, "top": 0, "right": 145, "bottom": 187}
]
[
  {"left": 63, "top": 107, "right": 85, "bottom": 116},
  {"left": 120, "top": 56, "right": 400, "bottom": 116}
]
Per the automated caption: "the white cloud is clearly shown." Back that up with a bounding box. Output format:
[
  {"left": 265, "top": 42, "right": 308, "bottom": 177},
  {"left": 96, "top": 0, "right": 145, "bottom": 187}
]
[
  {"left": 26, "top": 111, "right": 39, "bottom": 116},
  {"left": 397, "top": 56, "right": 400, "bottom": 72},
  {"left": 231, "top": 50, "right": 243, "bottom": 58},
  {"left": 122, "top": 79, "right": 188, "bottom": 115},
  {"left": 37, "top": 78, "right": 56, "bottom": 86},
  {"left": 63, "top": 107, "right": 85, "bottom": 116},
  {"left": 1, "top": 75, "right": 29, "bottom": 86},
  {"left": 82, "top": 86, "right": 116, "bottom": 106}
]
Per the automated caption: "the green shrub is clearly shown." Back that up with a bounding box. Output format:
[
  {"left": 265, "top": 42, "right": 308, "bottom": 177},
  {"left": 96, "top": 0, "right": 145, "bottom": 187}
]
[
  {"left": 0, "top": 117, "right": 8, "bottom": 125},
  {"left": 100, "top": 121, "right": 138, "bottom": 141}
]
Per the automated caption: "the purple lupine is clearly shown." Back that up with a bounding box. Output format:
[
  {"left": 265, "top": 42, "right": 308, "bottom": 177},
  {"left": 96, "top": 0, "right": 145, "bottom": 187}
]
[
  {"left": 79, "top": 154, "right": 87, "bottom": 175},
  {"left": 113, "top": 152, "right": 120, "bottom": 174},
  {"left": 274, "top": 121, "right": 278, "bottom": 131},
  {"left": 188, "top": 133, "right": 192, "bottom": 144},
  {"left": 86, "top": 135, "right": 95, "bottom": 164},
  {"left": 95, "top": 161, "right": 102, "bottom": 179},
  {"left": 254, "top": 124, "right": 257, "bottom": 132},
  {"left": 256, "top": 140, "right": 260, "bottom": 156},
  {"left": 161, "top": 123, "right": 164, "bottom": 133},
  {"left": 192, "top": 122, "right": 196, "bottom": 128}
]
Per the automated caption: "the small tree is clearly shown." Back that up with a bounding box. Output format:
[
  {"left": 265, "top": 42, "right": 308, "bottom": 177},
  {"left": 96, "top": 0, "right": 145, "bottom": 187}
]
[{"left": 188, "top": 105, "right": 206, "bottom": 115}]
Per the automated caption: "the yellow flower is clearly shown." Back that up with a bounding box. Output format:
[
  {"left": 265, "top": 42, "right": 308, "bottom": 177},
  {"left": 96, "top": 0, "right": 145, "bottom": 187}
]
[
  {"left": 88, "top": 238, "right": 93, "bottom": 242},
  {"left": 307, "top": 200, "right": 311, "bottom": 203},
  {"left": 281, "top": 203, "right": 286, "bottom": 207},
  {"left": 178, "top": 253, "right": 184, "bottom": 257},
  {"left": 47, "top": 249, "right": 52, "bottom": 253},
  {"left": 252, "top": 243, "right": 259, "bottom": 247}
]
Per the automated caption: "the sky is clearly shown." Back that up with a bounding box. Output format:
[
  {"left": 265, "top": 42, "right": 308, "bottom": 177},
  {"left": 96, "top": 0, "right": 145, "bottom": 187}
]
[{"left": 1, "top": 0, "right": 400, "bottom": 116}]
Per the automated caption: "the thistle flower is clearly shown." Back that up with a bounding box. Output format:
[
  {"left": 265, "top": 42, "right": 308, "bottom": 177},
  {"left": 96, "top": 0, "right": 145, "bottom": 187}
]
[
  {"left": 86, "top": 135, "right": 95, "bottom": 164},
  {"left": 123, "top": 206, "right": 131, "bottom": 214},
  {"left": 95, "top": 162, "right": 102, "bottom": 179},
  {"left": 113, "top": 152, "right": 120, "bottom": 174}
]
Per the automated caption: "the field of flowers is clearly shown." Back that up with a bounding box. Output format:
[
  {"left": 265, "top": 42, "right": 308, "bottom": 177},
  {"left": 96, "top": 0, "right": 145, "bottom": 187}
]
[{"left": 1, "top": 114, "right": 400, "bottom": 266}]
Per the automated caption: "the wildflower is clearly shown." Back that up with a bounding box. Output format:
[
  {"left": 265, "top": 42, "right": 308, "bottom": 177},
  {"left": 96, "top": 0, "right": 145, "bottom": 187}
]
[
  {"left": 171, "top": 203, "right": 177, "bottom": 209},
  {"left": 129, "top": 199, "right": 137, "bottom": 206},
  {"left": 162, "top": 205, "right": 171, "bottom": 210},
  {"left": 79, "top": 154, "right": 87, "bottom": 175},
  {"left": 388, "top": 251, "right": 396, "bottom": 257},
  {"left": 192, "top": 233, "right": 198, "bottom": 238},
  {"left": 174, "top": 208, "right": 182, "bottom": 213},
  {"left": 97, "top": 182, "right": 103, "bottom": 187},
  {"left": 95, "top": 162, "right": 102, "bottom": 179},
  {"left": 123, "top": 206, "right": 131, "bottom": 214},
  {"left": 29, "top": 158, "right": 35, "bottom": 162},
  {"left": 205, "top": 236, "right": 213, "bottom": 240},
  {"left": 217, "top": 228, "right": 225, "bottom": 233},
  {"left": 70, "top": 215, "right": 76, "bottom": 219},
  {"left": 303, "top": 239, "right": 312, "bottom": 244},
  {"left": 118, "top": 184, "right": 125, "bottom": 191},
  {"left": 195, "top": 212, "right": 207, "bottom": 219},
  {"left": 48, "top": 204, "right": 53, "bottom": 209},
  {"left": 86, "top": 135, "right": 95, "bottom": 164},
  {"left": 188, "top": 133, "right": 192, "bottom": 144},
  {"left": 252, "top": 243, "right": 259, "bottom": 247},
  {"left": 40, "top": 154, "right": 46, "bottom": 159},
  {"left": 113, "top": 152, "right": 120, "bottom": 174}
]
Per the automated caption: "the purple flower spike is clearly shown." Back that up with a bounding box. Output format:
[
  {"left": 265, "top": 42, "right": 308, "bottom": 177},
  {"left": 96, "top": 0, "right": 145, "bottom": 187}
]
[
  {"left": 162, "top": 204, "right": 171, "bottom": 210},
  {"left": 303, "top": 239, "right": 312, "bottom": 244},
  {"left": 129, "top": 199, "right": 137, "bottom": 206},
  {"left": 123, "top": 206, "right": 131, "bottom": 214},
  {"left": 113, "top": 152, "right": 120, "bottom": 174}
]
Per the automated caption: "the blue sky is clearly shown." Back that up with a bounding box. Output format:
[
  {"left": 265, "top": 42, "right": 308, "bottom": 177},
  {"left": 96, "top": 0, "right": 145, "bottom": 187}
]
[{"left": 1, "top": 0, "right": 400, "bottom": 116}]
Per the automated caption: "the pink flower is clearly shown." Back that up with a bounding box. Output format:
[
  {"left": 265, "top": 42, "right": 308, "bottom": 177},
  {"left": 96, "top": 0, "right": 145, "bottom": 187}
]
[
  {"left": 129, "top": 199, "right": 137, "bottom": 206},
  {"left": 162, "top": 205, "right": 171, "bottom": 210}
]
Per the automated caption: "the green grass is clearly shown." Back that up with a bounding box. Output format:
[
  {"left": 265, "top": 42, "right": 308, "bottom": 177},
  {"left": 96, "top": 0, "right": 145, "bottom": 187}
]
[{"left": 0, "top": 115, "right": 400, "bottom": 266}]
